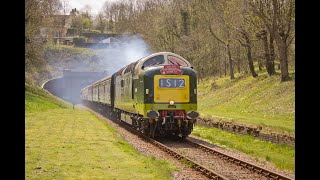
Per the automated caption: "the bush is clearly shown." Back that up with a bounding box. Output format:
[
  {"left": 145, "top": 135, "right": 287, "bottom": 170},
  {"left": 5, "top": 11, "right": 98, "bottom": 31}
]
[
  {"left": 73, "top": 36, "right": 87, "bottom": 45},
  {"left": 89, "top": 30, "right": 101, "bottom": 34},
  {"left": 66, "top": 28, "right": 79, "bottom": 36}
]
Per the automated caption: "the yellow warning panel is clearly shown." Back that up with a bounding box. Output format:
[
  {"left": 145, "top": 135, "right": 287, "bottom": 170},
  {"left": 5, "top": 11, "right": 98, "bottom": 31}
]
[{"left": 154, "top": 75, "right": 189, "bottom": 103}]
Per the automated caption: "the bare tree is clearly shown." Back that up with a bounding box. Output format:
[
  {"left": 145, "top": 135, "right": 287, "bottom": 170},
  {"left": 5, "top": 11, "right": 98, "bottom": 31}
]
[
  {"left": 94, "top": 0, "right": 294, "bottom": 81},
  {"left": 237, "top": 26, "right": 258, "bottom": 77},
  {"left": 61, "top": 0, "right": 70, "bottom": 15},
  {"left": 256, "top": 29, "right": 275, "bottom": 75},
  {"left": 205, "top": 0, "right": 235, "bottom": 79},
  {"left": 96, "top": 13, "right": 106, "bottom": 33},
  {"left": 248, "top": 0, "right": 294, "bottom": 81}
]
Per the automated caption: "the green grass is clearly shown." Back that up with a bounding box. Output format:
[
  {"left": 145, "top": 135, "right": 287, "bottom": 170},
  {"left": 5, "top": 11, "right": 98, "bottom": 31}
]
[
  {"left": 25, "top": 80, "right": 72, "bottom": 112},
  {"left": 198, "top": 71, "right": 295, "bottom": 134},
  {"left": 25, "top": 82, "right": 176, "bottom": 179},
  {"left": 192, "top": 126, "right": 295, "bottom": 171}
]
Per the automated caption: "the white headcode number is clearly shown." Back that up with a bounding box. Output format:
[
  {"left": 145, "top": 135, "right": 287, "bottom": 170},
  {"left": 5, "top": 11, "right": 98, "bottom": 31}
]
[
  {"left": 179, "top": 80, "right": 184, "bottom": 87},
  {"left": 159, "top": 78, "right": 185, "bottom": 88}
]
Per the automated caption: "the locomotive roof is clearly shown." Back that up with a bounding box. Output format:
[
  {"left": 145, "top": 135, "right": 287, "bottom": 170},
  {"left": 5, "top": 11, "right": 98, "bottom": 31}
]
[
  {"left": 116, "top": 52, "right": 191, "bottom": 76},
  {"left": 139, "top": 52, "right": 190, "bottom": 64},
  {"left": 81, "top": 52, "right": 191, "bottom": 91},
  {"left": 81, "top": 75, "right": 112, "bottom": 90}
]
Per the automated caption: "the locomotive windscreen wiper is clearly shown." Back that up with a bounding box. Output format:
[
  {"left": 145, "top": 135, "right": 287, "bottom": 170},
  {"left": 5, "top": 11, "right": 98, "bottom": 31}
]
[{"left": 168, "top": 59, "right": 180, "bottom": 66}]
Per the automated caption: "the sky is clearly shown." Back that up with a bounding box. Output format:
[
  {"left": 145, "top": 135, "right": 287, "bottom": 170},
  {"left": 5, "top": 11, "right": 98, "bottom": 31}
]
[{"left": 68, "top": 0, "right": 119, "bottom": 15}]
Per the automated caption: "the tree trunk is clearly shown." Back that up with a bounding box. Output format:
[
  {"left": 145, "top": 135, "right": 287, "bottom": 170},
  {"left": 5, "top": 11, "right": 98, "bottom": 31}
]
[
  {"left": 227, "top": 44, "right": 235, "bottom": 79},
  {"left": 237, "top": 44, "right": 241, "bottom": 73},
  {"left": 219, "top": 56, "right": 222, "bottom": 77},
  {"left": 224, "top": 47, "right": 227, "bottom": 76},
  {"left": 240, "top": 29, "right": 258, "bottom": 77},
  {"left": 258, "top": 59, "right": 263, "bottom": 71},
  {"left": 197, "top": 61, "right": 200, "bottom": 84},
  {"left": 247, "top": 46, "right": 258, "bottom": 77},
  {"left": 217, "top": 41, "right": 222, "bottom": 77},
  {"left": 200, "top": 67, "right": 204, "bottom": 82},
  {"left": 260, "top": 31, "right": 273, "bottom": 75},
  {"left": 269, "top": 34, "right": 276, "bottom": 74},
  {"left": 244, "top": 65, "right": 248, "bottom": 74},
  {"left": 224, "top": 58, "right": 227, "bottom": 76},
  {"left": 274, "top": 32, "right": 290, "bottom": 81}
]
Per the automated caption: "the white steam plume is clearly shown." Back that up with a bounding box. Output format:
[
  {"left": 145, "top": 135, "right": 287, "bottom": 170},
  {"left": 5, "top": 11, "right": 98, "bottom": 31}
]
[{"left": 94, "top": 35, "right": 152, "bottom": 74}]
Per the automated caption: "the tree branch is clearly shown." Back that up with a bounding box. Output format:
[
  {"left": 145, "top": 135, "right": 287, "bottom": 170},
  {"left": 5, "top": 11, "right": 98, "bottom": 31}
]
[
  {"left": 272, "top": 0, "right": 280, "bottom": 32},
  {"left": 208, "top": 25, "right": 226, "bottom": 46},
  {"left": 238, "top": 38, "right": 248, "bottom": 47},
  {"left": 159, "top": 34, "right": 169, "bottom": 45},
  {"left": 248, "top": 0, "right": 272, "bottom": 30},
  {"left": 287, "top": 34, "right": 295, "bottom": 48},
  {"left": 285, "top": 0, "right": 293, "bottom": 39}
]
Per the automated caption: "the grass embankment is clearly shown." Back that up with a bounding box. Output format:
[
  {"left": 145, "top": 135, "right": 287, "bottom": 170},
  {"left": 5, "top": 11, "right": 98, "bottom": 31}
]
[
  {"left": 197, "top": 72, "right": 295, "bottom": 134},
  {"left": 193, "top": 71, "right": 295, "bottom": 172},
  {"left": 192, "top": 126, "right": 295, "bottom": 171},
  {"left": 25, "top": 81, "right": 175, "bottom": 179}
]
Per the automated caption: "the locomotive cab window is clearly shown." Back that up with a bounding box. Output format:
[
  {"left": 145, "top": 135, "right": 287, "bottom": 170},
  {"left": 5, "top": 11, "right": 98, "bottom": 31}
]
[
  {"left": 167, "top": 55, "right": 189, "bottom": 67},
  {"left": 142, "top": 55, "right": 164, "bottom": 68}
]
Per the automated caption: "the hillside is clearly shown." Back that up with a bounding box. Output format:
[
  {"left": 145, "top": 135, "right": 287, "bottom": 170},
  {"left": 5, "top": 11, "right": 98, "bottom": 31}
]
[
  {"left": 197, "top": 72, "right": 295, "bottom": 135},
  {"left": 25, "top": 80, "right": 72, "bottom": 112}
]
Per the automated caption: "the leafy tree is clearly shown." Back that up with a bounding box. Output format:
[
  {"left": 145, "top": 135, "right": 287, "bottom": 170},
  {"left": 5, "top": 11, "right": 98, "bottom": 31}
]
[
  {"left": 25, "top": 0, "right": 62, "bottom": 84},
  {"left": 82, "top": 18, "right": 91, "bottom": 30},
  {"left": 81, "top": 4, "right": 93, "bottom": 31}
]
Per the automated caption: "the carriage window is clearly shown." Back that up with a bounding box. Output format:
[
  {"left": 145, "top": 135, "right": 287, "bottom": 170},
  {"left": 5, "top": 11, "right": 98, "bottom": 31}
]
[
  {"left": 167, "top": 55, "right": 189, "bottom": 67},
  {"left": 121, "top": 80, "right": 124, "bottom": 87},
  {"left": 142, "top": 55, "right": 164, "bottom": 68}
]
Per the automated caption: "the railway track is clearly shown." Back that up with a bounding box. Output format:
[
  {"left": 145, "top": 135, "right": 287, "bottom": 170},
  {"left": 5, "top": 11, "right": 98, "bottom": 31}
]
[
  {"left": 184, "top": 138, "right": 293, "bottom": 180},
  {"left": 118, "top": 120, "right": 228, "bottom": 179},
  {"left": 88, "top": 104, "right": 293, "bottom": 180}
]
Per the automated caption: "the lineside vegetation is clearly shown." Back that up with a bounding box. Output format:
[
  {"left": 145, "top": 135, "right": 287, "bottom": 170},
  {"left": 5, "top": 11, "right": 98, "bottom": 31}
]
[{"left": 198, "top": 71, "right": 295, "bottom": 134}]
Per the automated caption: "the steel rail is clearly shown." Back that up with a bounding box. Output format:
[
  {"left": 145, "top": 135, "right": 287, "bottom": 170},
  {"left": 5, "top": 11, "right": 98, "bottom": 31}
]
[
  {"left": 117, "top": 121, "right": 229, "bottom": 180},
  {"left": 185, "top": 139, "right": 293, "bottom": 180}
]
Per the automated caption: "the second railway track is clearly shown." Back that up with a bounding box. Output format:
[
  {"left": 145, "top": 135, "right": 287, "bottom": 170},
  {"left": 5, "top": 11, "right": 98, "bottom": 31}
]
[
  {"left": 184, "top": 138, "right": 293, "bottom": 180},
  {"left": 161, "top": 138, "right": 293, "bottom": 180}
]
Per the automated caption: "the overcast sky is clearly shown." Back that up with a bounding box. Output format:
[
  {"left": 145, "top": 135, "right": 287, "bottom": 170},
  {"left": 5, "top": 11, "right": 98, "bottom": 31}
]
[{"left": 68, "top": 0, "right": 119, "bottom": 15}]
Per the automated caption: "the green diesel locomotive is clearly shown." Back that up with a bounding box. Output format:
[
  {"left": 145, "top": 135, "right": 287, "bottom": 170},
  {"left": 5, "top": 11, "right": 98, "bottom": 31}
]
[{"left": 80, "top": 52, "right": 199, "bottom": 138}]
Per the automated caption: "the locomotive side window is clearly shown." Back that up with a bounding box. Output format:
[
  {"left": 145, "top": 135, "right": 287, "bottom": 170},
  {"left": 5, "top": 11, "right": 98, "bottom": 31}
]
[
  {"left": 142, "top": 55, "right": 164, "bottom": 68},
  {"left": 167, "top": 55, "right": 189, "bottom": 67}
]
